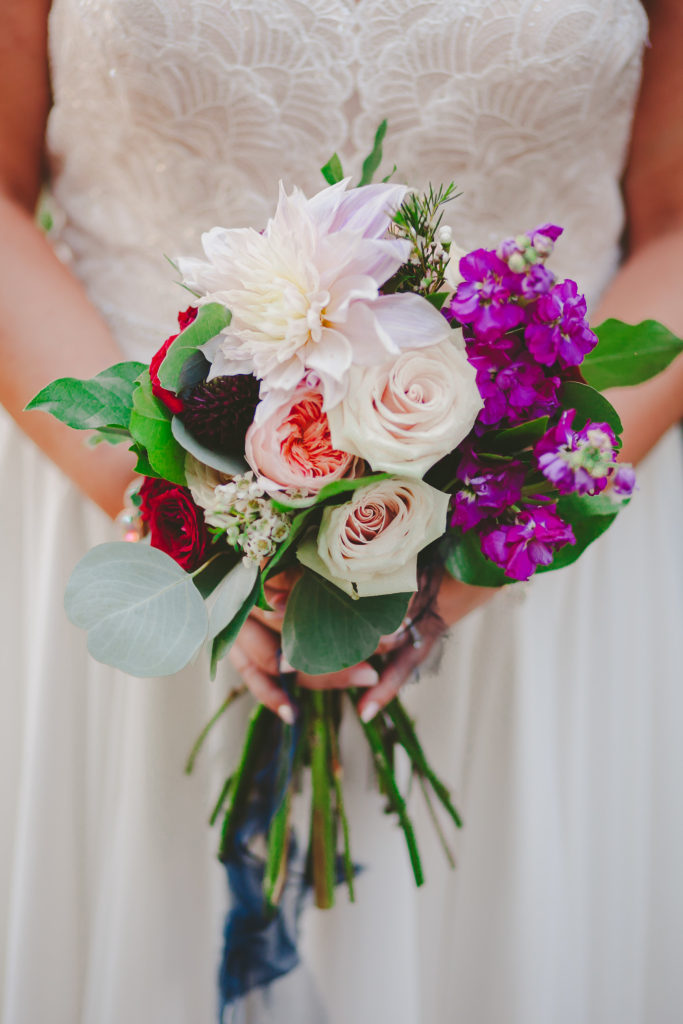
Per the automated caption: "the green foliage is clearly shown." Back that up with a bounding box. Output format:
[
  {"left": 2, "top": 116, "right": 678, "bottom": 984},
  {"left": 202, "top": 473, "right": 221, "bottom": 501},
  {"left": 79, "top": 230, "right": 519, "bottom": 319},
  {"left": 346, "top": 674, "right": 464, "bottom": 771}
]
[
  {"left": 129, "top": 376, "right": 187, "bottom": 485},
  {"left": 585, "top": 318, "right": 683, "bottom": 390},
  {"left": 65, "top": 542, "right": 209, "bottom": 676},
  {"left": 170, "top": 416, "right": 248, "bottom": 476},
  {"left": 536, "top": 492, "right": 621, "bottom": 573},
  {"left": 384, "top": 182, "right": 460, "bottom": 297},
  {"left": 208, "top": 560, "right": 259, "bottom": 642},
  {"left": 270, "top": 472, "right": 390, "bottom": 513},
  {"left": 210, "top": 574, "right": 260, "bottom": 678},
  {"left": 443, "top": 529, "right": 510, "bottom": 587},
  {"left": 483, "top": 416, "right": 550, "bottom": 454},
  {"left": 157, "top": 302, "right": 231, "bottom": 391},
  {"left": 320, "top": 152, "right": 345, "bottom": 185},
  {"left": 358, "top": 119, "right": 388, "bottom": 187},
  {"left": 281, "top": 570, "right": 411, "bottom": 674},
  {"left": 26, "top": 361, "right": 146, "bottom": 431},
  {"left": 559, "top": 381, "right": 623, "bottom": 438}
]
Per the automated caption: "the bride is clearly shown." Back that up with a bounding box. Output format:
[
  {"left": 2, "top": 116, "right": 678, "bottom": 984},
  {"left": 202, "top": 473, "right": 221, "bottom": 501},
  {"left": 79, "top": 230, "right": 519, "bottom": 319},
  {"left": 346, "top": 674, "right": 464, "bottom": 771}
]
[{"left": 1, "top": 1, "right": 682, "bottom": 1022}]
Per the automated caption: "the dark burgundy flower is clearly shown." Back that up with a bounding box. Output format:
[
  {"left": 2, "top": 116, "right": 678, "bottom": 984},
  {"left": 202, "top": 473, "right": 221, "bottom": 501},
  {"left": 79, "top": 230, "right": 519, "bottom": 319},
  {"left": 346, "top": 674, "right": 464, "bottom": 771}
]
[
  {"left": 180, "top": 373, "right": 261, "bottom": 455},
  {"left": 148, "top": 308, "right": 198, "bottom": 415},
  {"left": 139, "top": 477, "right": 208, "bottom": 571}
]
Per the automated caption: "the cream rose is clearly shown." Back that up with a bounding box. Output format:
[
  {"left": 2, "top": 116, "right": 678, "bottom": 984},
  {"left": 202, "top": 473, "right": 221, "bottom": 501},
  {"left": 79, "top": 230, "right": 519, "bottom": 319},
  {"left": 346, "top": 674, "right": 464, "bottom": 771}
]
[
  {"left": 326, "top": 337, "right": 482, "bottom": 479},
  {"left": 245, "top": 385, "right": 360, "bottom": 492},
  {"left": 297, "top": 477, "right": 450, "bottom": 597},
  {"left": 185, "top": 454, "right": 230, "bottom": 510}
]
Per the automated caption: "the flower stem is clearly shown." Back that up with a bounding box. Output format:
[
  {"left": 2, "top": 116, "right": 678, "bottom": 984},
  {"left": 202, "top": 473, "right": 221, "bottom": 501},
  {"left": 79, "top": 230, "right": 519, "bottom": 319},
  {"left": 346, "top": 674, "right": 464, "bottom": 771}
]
[
  {"left": 328, "top": 709, "right": 355, "bottom": 903},
  {"left": 185, "top": 686, "right": 247, "bottom": 774},
  {"left": 218, "top": 704, "right": 271, "bottom": 861},
  {"left": 350, "top": 692, "right": 424, "bottom": 887},
  {"left": 310, "top": 692, "right": 336, "bottom": 908}
]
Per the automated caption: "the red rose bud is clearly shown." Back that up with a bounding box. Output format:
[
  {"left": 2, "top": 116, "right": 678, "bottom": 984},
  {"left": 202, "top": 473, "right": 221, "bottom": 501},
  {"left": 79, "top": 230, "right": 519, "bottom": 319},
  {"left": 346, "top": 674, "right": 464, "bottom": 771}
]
[
  {"left": 177, "top": 305, "right": 198, "bottom": 331},
  {"left": 139, "top": 477, "right": 209, "bottom": 571},
  {"left": 148, "top": 310, "right": 198, "bottom": 414},
  {"left": 149, "top": 333, "right": 184, "bottom": 414}
]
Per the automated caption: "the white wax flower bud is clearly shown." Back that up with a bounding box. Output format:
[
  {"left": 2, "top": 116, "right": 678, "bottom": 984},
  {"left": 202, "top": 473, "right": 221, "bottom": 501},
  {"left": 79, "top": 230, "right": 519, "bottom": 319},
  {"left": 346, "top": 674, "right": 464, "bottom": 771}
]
[
  {"left": 437, "top": 224, "right": 452, "bottom": 246},
  {"left": 508, "top": 252, "right": 527, "bottom": 274}
]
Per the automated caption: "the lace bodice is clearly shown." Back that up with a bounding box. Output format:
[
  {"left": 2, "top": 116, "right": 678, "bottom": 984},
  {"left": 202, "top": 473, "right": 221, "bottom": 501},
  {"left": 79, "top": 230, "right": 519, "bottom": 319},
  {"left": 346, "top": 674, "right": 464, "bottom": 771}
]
[{"left": 46, "top": 0, "right": 647, "bottom": 360}]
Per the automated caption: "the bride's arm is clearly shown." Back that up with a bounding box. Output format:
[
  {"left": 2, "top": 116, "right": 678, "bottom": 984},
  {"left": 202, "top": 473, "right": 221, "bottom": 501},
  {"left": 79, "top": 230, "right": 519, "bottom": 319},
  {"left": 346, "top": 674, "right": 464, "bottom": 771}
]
[
  {"left": 0, "top": 0, "right": 136, "bottom": 518},
  {"left": 597, "top": 0, "right": 683, "bottom": 464}
]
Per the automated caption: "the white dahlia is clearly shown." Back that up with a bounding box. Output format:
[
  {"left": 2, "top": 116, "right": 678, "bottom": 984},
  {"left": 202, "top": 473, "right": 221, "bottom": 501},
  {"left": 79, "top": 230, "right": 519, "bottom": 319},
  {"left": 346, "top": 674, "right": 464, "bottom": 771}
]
[{"left": 176, "top": 179, "right": 453, "bottom": 413}]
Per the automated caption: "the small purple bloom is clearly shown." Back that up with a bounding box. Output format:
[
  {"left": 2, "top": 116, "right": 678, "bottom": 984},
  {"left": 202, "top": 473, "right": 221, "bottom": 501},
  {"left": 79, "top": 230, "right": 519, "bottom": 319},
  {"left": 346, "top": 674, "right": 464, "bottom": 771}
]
[
  {"left": 480, "top": 504, "right": 575, "bottom": 581},
  {"left": 611, "top": 463, "right": 636, "bottom": 498},
  {"left": 525, "top": 279, "right": 597, "bottom": 368},
  {"left": 446, "top": 249, "right": 526, "bottom": 342},
  {"left": 528, "top": 223, "right": 563, "bottom": 249},
  {"left": 535, "top": 411, "right": 618, "bottom": 496},
  {"left": 467, "top": 341, "right": 561, "bottom": 427},
  {"left": 520, "top": 264, "right": 555, "bottom": 299},
  {"left": 450, "top": 450, "right": 525, "bottom": 530}
]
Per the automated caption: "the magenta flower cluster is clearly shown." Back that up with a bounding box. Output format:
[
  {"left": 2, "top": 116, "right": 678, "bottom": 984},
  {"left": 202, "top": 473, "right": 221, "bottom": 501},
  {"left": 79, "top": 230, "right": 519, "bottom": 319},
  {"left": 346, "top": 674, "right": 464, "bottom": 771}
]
[
  {"left": 445, "top": 224, "right": 597, "bottom": 431},
  {"left": 444, "top": 225, "right": 632, "bottom": 582}
]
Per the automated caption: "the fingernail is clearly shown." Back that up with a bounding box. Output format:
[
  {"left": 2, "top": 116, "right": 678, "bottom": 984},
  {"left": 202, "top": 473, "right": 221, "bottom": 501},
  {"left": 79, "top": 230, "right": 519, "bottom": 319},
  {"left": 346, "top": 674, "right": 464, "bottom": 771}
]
[
  {"left": 277, "top": 703, "right": 295, "bottom": 725},
  {"left": 279, "top": 655, "right": 295, "bottom": 673},
  {"left": 350, "top": 666, "right": 379, "bottom": 687},
  {"left": 360, "top": 701, "right": 380, "bottom": 723}
]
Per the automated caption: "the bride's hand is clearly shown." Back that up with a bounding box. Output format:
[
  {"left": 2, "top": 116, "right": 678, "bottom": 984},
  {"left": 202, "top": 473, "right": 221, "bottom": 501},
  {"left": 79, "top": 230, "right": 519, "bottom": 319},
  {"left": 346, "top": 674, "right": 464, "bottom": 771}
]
[{"left": 231, "top": 570, "right": 495, "bottom": 722}]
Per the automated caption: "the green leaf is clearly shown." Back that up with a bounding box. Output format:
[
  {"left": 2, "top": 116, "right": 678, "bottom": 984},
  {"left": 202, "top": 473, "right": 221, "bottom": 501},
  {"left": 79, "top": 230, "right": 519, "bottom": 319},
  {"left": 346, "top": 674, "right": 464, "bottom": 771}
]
[
  {"left": 484, "top": 416, "right": 550, "bottom": 453},
  {"left": 320, "top": 152, "right": 345, "bottom": 185},
  {"left": 584, "top": 318, "right": 683, "bottom": 390},
  {"left": 192, "top": 551, "right": 239, "bottom": 599},
  {"left": 425, "top": 291, "right": 449, "bottom": 311},
  {"left": 536, "top": 492, "right": 621, "bottom": 573},
  {"left": 65, "top": 542, "right": 209, "bottom": 676},
  {"left": 263, "top": 506, "right": 317, "bottom": 580},
  {"left": 129, "top": 443, "right": 160, "bottom": 479},
  {"left": 270, "top": 472, "right": 391, "bottom": 513},
  {"left": 281, "top": 570, "right": 411, "bottom": 674},
  {"left": 171, "top": 416, "right": 247, "bottom": 476},
  {"left": 157, "top": 303, "right": 232, "bottom": 391},
  {"left": 210, "top": 574, "right": 260, "bottom": 678},
  {"left": 559, "top": 381, "right": 623, "bottom": 437},
  {"left": 129, "top": 377, "right": 187, "bottom": 485},
  {"left": 26, "top": 361, "right": 146, "bottom": 430},
  {"left": 443, "top": 529, "right": 511, "bottom": 588},
  {"left": 208, "top": 560, "right": 259, "bottom": 642},
  {"left": 91, "top": 425, "right": 132, "bottom": 446},
  {"left": 358, "top": 119, "right": 388, "bottom": 187}
]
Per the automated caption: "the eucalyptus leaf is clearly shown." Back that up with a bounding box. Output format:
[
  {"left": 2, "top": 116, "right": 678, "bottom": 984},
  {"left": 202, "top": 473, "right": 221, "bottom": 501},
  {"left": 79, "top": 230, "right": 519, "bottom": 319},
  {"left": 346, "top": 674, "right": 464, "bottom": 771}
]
[
  {"left": 208, "top": 560, "right": 259, "bottom": 641},
  {"left": 358, "top": 119, "right": 388, "bottom": 187},
  {"left": 558, "top": 381, "right": 623, "bottom": 438},
  {"left": 65, "top": 542, "right": 209, "bottom": 676},
  {"left": 157, "top": 303, "right": 231, "bottom": 391},
  {"left": 193, "top": 551, "right": 240, "bottom": 599},
  {"left": 281, "top": 570, "right": 411, "bottom": 674},
  {"left": 178, "top": 349, "right": 211, "bottom": 393},
  {"left": 321, "top": 152, "right": 345, "bottom": 185},
  {"left": 129, "top": 377, "right": 187, "bottom": 485},
  {"left": 211, "top": 576, "right": 260, "bottom": 678},
  {"left": 26, "top": 361, "right": 146, "bottom": 430},
  {"left": 171, "top": 416, "right": 248, "bottom": 475},
  {"left": 584, "top": 318, "right": 683, "bottom": 391}
]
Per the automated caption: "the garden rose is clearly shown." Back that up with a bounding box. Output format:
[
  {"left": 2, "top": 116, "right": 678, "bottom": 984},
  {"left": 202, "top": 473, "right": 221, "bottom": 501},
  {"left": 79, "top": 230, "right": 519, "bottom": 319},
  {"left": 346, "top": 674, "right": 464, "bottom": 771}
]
[
  {"left": 149, "top": 307, "right": 198, "bottom": 414},
  {"left": 245, "top": 384, "right": 360, "bottom": 492},
  {"left": 139, "top": 476, "right": 209, "bottom": 571},
  {"left": 326, "top": 337, "right": 482, "bottom": 478},
  {"left": 297, "top": 477, "right": 450, "bottom": 597}
]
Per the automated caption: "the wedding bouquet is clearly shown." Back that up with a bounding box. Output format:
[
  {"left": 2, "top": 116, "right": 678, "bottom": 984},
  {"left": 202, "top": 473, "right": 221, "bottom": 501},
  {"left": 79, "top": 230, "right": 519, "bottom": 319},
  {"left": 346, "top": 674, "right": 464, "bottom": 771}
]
[{"left": 28, "top": 128, "right": 682, "bottom": 1010}]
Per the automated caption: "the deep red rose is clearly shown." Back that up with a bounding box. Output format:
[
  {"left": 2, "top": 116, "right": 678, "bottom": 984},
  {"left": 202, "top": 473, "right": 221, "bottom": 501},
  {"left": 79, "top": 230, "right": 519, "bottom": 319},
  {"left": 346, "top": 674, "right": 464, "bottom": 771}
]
[
  {"left": 148, "top": 308, "right": 199, "bottom": 414},
  {"left": 139, "top": 477, "right": 209, "bottom": 571}
]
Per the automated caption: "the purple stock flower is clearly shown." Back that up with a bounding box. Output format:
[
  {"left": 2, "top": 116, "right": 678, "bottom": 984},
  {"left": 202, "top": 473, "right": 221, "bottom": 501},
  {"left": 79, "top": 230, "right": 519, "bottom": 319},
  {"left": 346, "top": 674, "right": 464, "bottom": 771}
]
[
  {"left": 535, "top": 410, "right": 618, "bottom": 496},
  {"left": 611, "top": 463, "right": 636, "bottom": 498},
  {"left": 481, "top": 504, "right": 575, "bottom": 581},
  {"left": 450, "top": 449, "right": 525, "bottom": 530},
  {"left": 446, "top": 249, "right": 526, "bottom": 342},
  {"left": 525, "top": 279, "right": 597, "bottom": 368},
  {"left": 467, "top": 340, "right": 561, "bottom": 427},
  {"left": 520, "top": 264, "right": 555, "bottom": 299}
]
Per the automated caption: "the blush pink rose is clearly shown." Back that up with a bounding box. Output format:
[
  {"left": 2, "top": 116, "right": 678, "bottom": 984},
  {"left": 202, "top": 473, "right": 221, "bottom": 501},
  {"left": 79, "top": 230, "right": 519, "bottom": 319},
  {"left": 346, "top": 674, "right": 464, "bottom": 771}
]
[{"left": 245, "top": 386, "right": 360, "bottom": 492}]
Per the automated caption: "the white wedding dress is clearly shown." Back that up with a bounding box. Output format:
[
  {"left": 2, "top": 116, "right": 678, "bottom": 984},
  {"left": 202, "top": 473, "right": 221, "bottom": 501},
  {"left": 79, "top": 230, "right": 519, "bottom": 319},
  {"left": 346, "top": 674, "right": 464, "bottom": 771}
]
[{"left": 2, "top": 1, "right": 683, "bottom": 1022}]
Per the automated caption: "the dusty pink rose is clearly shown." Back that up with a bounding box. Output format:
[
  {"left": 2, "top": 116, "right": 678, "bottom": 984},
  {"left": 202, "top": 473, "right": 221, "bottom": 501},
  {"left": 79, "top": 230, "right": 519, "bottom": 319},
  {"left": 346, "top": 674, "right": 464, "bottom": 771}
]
[{"left": 245, "top": 386, "right": 359, "bottom": 492}]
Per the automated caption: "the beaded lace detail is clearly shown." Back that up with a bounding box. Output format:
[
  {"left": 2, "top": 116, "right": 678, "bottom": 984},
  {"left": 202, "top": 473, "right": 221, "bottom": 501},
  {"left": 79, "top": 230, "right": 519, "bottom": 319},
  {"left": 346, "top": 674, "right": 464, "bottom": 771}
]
[{"left": 46, "top": 0, "right": 647, "bottom": 359}]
